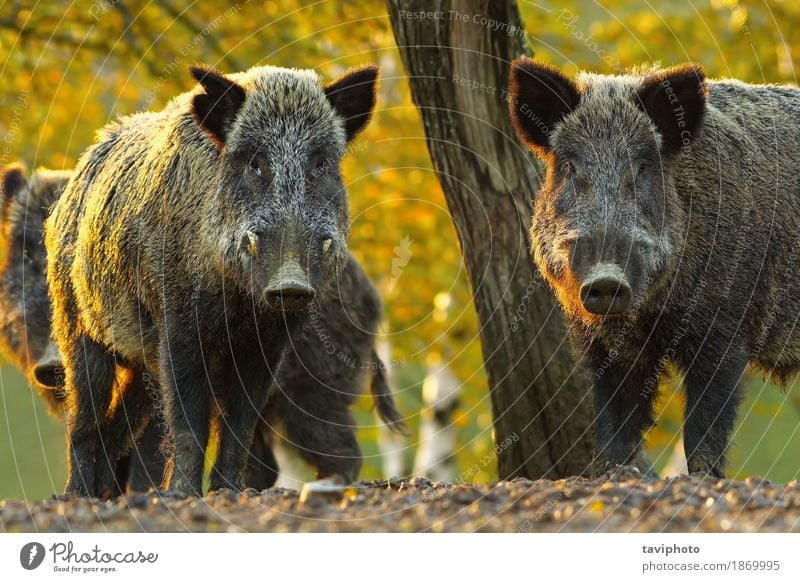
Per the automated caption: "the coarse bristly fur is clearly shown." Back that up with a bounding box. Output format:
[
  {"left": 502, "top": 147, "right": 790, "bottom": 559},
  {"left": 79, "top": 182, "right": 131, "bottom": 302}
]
[
  {"left": 45, "top": 62, "right": 380, "bottom": 497},
  {"left": 246, "top": 255, "right": 408, "bottom": 488},
  {"left": 509, "top": 57, "right": 800, "bottom": 478},
  {"left": 0, "top": 164, "right": 69, "bottom": 411},
  {"left": 1, "top": 164, "right": 405, "bottom": 492},
  {"left": 0, "top": 165, "right": 167, "bottom": 494}
]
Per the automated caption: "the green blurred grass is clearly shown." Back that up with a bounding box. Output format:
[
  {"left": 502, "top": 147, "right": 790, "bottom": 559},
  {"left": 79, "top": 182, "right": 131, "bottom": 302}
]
[
  {"left": 648, "top": 376, "right": 800, "bottom": 483},
  {"left": 0, "top": 365, "right": 65, "bottom": 500},
  {"left": 2, "top": 362, "right": 799, "bottom": 501},
  {"left": 728, "top": 377, "right": 800, "bottom": 482}
]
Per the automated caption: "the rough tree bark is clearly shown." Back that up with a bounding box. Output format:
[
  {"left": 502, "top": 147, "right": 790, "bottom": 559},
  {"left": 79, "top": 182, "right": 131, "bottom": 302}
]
[{"left": 387, "top": 0, "right": 595, "bottom": 478}]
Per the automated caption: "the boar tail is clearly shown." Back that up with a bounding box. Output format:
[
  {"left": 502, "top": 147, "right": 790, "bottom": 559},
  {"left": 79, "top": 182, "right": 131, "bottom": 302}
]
[{"left": 370, "top": 350, "right": 409, "bottom": 436}]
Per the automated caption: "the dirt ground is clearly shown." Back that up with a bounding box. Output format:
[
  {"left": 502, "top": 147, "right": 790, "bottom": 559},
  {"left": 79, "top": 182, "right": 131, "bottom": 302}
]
[{"left": 2, "top": 468, "right": 799, "bottom": 533}]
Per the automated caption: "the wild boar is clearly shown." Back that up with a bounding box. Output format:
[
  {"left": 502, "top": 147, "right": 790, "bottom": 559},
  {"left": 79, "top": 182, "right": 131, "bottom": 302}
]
[
  {"left": 45, "top": 64, "right": 380, "bottom": 496},
  {"left": 4, "top": 161, "right": 404, "bottom": 495},
  {"left": 509, "top": 58, "right": 800, "bottom": 477}
]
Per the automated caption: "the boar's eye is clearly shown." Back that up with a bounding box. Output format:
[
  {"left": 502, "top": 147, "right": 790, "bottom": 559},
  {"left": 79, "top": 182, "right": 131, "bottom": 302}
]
[
  {"left": 309, "top": 151, "right": 328, "bottom": 175},
  {"left": 636, "top": 162, "right": 650, "bottom": 178},
  {"left": 248, "top": 156, "right": 263, "bottom": 177}
]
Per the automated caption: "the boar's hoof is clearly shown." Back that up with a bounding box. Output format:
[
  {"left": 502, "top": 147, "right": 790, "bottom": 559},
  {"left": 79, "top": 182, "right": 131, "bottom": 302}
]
[
  {"left": 156, "top": 489, "right": 190, "bottom": 501},
  {"left": 50, "top": 492, "right": 80, "bottom": 502},
  {"left": 689, "top": 469, "right": 724, "bottom": 481}
]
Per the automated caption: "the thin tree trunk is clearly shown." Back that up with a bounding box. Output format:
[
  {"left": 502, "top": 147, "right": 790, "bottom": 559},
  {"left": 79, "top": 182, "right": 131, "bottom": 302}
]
[{"left": 387, "top": 0, "right": 594, "bottom": 478}]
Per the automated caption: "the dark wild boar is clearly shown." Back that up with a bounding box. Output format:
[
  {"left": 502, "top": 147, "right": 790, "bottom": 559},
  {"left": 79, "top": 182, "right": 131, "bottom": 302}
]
[
  {"left": 3, "top": 163, "right": 404, "bottom": 495},
  {"left": 509, "top": 57, "right": 800, "bottom": 477},
  {"left": 0, "top": 164, "right": 69, "bottom": 410},
  {"left": 0, "top": 164, "right": 165, "bottom": 492},
  {"left": 45, "top": 63, "right": 380, "bottom": 496},
  {"left": 246, "top": 256, "right": 407, "bottom": 488}
]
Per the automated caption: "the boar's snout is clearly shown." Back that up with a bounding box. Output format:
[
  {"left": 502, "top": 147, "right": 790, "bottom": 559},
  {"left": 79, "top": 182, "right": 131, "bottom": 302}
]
[
  {"left": 579, "top": 265, "right": 632, "bottom": 316},
  {"left": 265, "top": 282, "right": 316, "bottom": 311},
  {"left": 33, "top": 341, "right": 64, "bottom": 388},
  {"left": 264, "top": 257, "right": 315, "bottom": 311}
]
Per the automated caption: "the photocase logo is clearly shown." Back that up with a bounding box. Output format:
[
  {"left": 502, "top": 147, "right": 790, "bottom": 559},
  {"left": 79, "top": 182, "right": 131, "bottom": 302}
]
[{"left": 20, "top": 542, "right": 46, "bottom": 570}]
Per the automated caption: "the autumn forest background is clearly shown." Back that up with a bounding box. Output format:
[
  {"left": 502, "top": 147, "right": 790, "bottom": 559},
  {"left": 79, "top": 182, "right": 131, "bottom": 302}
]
[{"left": 2, "top": 0, "right": 800, "bottom": 499}]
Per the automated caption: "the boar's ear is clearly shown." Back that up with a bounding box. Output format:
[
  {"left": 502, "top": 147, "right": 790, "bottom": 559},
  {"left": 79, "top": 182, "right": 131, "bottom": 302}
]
[
  {"left": 0, "top": 164, "right": 27, "bottom": 223},
  {"left": 635, "top": 64, "right": 707, "bottom": 155},
  {"left": 325, "top": 65, "right": 379, "bottom": 142},
  {"left": 190, "top": 65, "right": 246, "bottom": 147},
  {"left": 1, "top": 163, "right": 28, "bottom": 202},
  {"left": 509, "top": 57, "right": 580, "bottom": 154}
]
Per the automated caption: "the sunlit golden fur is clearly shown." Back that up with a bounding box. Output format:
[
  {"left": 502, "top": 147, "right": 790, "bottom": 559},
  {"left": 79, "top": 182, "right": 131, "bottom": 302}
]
[{"left": 45, "top": 62, "right": 379, "bottom": 496}]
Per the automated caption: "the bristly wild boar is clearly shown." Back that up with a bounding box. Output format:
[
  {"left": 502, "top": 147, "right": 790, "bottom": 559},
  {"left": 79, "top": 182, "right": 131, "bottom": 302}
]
[
  {"left": 45, "top": 63, "right": 380, "bottom": 496},
  {"left": 4, "top": 164, "right": 404, "bottom": 495},
  {"left": 0, "top": 164, "right": 166, "bottom": 493},
  {"left": 0, "top": 164, "right": 69, "bottom": 410},
  {"left": 246, "top": 255, "right": 407, "bottom": 488},
  {"left": 509, "top": 57, "right": 800, "bottom": 477}
]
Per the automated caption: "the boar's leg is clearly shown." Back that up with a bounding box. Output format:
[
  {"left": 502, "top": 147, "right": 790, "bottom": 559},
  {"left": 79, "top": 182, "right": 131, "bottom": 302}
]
[
  {"left": 680, "top": 345, "right": 746, "bottom": 478},
  {"left": 209, "top": 351, "right": 278, "bottom": 492},
  {"left": 114, "top": 457, "right": 132, "bottom": 496},
  {"left": 127, "top": 421, "right": 169, "bottom": 493},
  {"left": 93, "top": 367, "right": 158, "bottom": 495},
  {"left": 272, "top": 384, "right": 362, "bottom": 483},
  {"left": 242, "top": 419, "right": 280, "bottom": 491},
  {"left": 159, "top": 332, "right": 211, "bottom": 496},
  {"left": 589, "top": 351, "right": 659, "bottom": 475},
  {"left": 63, "top": 334, "right": 117, "bottom": 497}
]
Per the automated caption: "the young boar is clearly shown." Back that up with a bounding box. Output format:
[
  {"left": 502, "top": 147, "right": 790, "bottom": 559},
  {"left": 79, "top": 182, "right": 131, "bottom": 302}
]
[
  {"left": 45, "top": 63, "right": 379, "bottom": 496},
  {"left": 246, "top": 256, "right": 407, "bottom": 488},
  {"left": 509, "top": 58, "right": 800, "bottom": 477},
  {"left": 0, "top": 164, "right": 69, "bottom": 412}
]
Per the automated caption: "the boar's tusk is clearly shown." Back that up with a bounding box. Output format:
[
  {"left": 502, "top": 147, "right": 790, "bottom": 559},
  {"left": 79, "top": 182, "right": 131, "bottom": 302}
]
[
  {"left": 323, "top": 238, "right": 333, "bottom": 257},
  {"left": 246, "top": 230, "right": 259, "bottom": 257}
]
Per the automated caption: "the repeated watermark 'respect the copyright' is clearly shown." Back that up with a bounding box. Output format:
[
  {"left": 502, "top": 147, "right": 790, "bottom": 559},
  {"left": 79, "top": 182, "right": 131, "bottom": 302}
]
[{"left": 398, "top": 9, "right": 526, "bottom": 39}]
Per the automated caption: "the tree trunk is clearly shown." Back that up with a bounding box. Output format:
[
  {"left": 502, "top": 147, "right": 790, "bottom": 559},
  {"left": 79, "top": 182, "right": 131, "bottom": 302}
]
[{"left": 387, "top": 0, "right": 594, "bottom": 478}]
